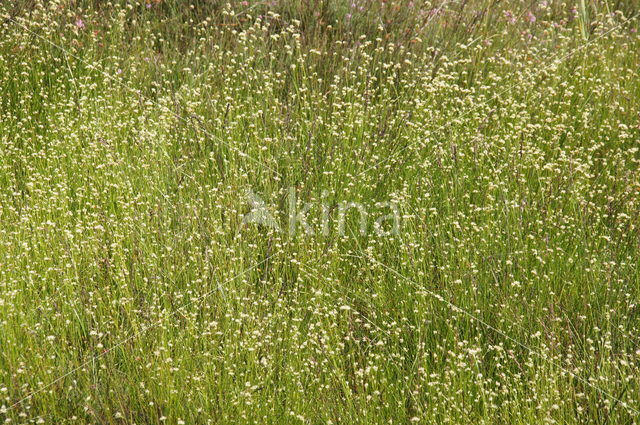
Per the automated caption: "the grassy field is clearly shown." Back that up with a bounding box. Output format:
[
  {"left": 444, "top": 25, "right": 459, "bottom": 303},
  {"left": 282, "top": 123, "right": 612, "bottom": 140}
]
[{"left": 1, "top": 0, "right": 639, "bottom": 423}]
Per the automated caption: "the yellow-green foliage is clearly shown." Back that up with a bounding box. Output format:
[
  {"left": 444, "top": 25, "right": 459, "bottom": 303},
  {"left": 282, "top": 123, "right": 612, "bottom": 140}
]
[{"left": 0, "top": 0, "right": 639, "bottom": 423}]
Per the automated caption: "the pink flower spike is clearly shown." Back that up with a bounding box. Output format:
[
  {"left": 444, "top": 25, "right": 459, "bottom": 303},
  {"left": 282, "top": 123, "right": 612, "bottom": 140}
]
[{"left": 75, "top": 18, "right": 85, "bottom": 29}]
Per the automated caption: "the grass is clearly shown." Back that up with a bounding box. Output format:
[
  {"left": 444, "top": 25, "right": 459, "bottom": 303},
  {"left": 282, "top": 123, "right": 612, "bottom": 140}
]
[{"left": 0, "top": 0, "right": 639, "bottom": 423}]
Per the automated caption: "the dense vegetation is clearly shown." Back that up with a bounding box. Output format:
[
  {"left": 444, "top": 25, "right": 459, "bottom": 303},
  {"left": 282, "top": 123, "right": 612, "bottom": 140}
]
[{"left": 0, "top": 0, "right": 639, "bottom": 423}]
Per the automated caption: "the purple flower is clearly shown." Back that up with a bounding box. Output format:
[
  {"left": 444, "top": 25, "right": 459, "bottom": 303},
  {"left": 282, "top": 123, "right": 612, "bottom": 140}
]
[
  {"left": 526, "top": 11, "right": 536, "bottom": 23},
  {"left": 75, "top": 18, "right": 85, "bottom": 29},
  {"left": 504, "top": 10, "right": 516, "bottom": 24}
]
